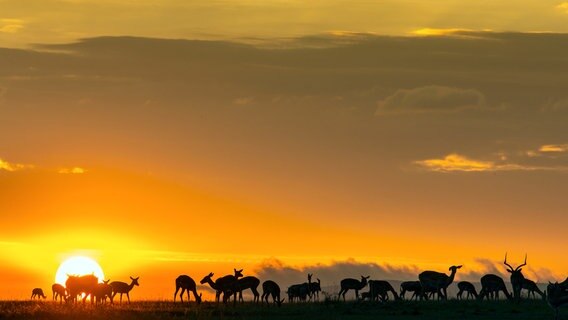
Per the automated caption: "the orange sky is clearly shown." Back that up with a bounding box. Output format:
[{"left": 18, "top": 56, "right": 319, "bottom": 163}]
[{"left": 2, "top": 1, "right": 568, "bottom": 300}]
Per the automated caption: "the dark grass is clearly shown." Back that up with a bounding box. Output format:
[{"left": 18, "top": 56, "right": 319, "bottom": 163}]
[{"left": 0, "top": 300, "right": 560, "bottom": 320}]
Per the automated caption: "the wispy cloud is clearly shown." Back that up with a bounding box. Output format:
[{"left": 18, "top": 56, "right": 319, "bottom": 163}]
[
  {"left": 539, "top": 144, "right": 568, "bottom": 153},
  {"left": 556, "top": 2, "right": 568, "bottom": 13},
  {"left": 376, "top": 86, "right": 486, "bottom": 116},
  {"left": 58, "top": 167, "right": 86, "bottom": 174},
  {"left": 411, "top": 28, "right": 473, "bottom": 36},
  {"left": 0, "top": 158, "right": 33, "bottom": 172},
  {"left": 414, "top": 153, "right": 568, "bottom": 173},
  {"left": 0, "top": 19, "right": 24, "bottom": 33}
]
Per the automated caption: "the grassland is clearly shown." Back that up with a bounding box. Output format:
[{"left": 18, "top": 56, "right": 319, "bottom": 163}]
[{"left": 0, "top": 299, "right": 560, "bottom": 320}]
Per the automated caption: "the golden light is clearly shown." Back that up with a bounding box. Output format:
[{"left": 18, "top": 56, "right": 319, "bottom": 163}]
[{"left": 55, "top": 256, "right": 105, "bottom": 285}]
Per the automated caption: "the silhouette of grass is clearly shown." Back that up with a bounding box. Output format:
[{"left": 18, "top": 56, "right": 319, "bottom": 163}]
[{"left": 0, "top": 300, "right": 557, "bottom": 319}]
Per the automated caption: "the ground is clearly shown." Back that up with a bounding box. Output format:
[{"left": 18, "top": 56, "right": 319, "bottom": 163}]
[{"left": 0, "top": 300, "right": 560, "bottom": 320}]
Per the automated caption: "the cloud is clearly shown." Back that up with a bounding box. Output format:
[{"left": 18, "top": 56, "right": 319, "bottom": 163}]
[
  {"left": 0, "top": 19, "right": 24, "bottom": 33},
  {"left": 539, "top": 144, "right": 568, "bottom": 153},
  {"left": 58, "top": 167, "right": 86, "bottom": 174},
  {"left": 411, "top": 28, "right": 474, "bottom": 37},
  {"left": 0, "top": 158, "right": 32, "bottom": 172},
  {"left": 414, "top": 153, "right": 568, "bottom": 173},
  {"left": 556, "top": 2, "right": 568, "bottom": 13},
  {"left": 376, "top": 86, "right": 486, "bottom": 115}
]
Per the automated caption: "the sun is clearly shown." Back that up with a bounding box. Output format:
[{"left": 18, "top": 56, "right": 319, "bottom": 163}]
[{"left": 55, "top": 256, "right": 105, "bottom": 285}]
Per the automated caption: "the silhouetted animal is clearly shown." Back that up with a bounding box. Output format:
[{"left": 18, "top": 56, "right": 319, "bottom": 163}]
[
  {"left": 262, "top": 280, "right": 284, "bottom": 307},
  {"left": 547, "top": 281, "right": 568, "bottom": 320},
  {"left": 419, "top": 265, "right": 461, "bottom": 300},
  {"left": 457, "top": 281, "right": 478, "bottom": 300},
  {"left": 110, "top": 276, "right": 139, "bottom": 304},
  {"left": 521, "top": 278, "right": 545, "bottom": 299},
  {"left": 400, "top": 281, "right": 422, "bottom": 300},
  {"left": 504, "top": 253, "right": 527, "bottom": 301},
  {"left": 478, "top": 274, "right": 512, "bottom": 300},
  {"left": 31, "top": 288, "right": 46, "bottom": 300},
  {"left": 235, "top": 276, "right": 260, "bottom": 303},
  {"left": 368, "top": 280, "right": 400, "bottom": 302},
  {"left": 94, "top": 280, "right": 113, "bottom": 304},
  {"left": 338, "top": 276, "right": 370, "bottom": 301},
  {"left": 200, "top": 269, "right": 242, "bottom": 303},
  {"left": 66, "top": 274, "right": 98, "bottom": 303},
  {"left": 287, "top": 283, "right": 309, "bottom": 302},
  {"left": 174, "top": 275, "right": 201, "bottom": 304},
  {"left": 52, "top": 284, "right": 66, "bottom": 303},
  {"left": 309, "top": 278, "right": 321, "bottom": 301}
]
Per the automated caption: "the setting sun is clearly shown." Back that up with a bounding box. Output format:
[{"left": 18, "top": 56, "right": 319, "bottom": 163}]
[{"left": 55, "top": 256, "right": 105, "bottom": 285}]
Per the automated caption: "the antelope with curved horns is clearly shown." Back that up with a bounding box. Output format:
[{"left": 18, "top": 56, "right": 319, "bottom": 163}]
[{"left": 504, "top": 253, "right": 527, "bottom": 301}]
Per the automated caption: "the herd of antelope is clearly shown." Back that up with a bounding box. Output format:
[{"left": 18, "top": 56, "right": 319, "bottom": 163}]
[{"left": 29, "top": 254, "right": 568, "bottom": 318}]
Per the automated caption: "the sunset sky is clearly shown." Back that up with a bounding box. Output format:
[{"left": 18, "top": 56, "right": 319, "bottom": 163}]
[{"left": 2, "top": 0, "right": 568, "bottom": 300}]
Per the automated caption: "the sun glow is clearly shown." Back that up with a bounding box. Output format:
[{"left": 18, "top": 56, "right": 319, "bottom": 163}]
[{"left": 55, "top": 256, "right": 105, "bottom": 285}]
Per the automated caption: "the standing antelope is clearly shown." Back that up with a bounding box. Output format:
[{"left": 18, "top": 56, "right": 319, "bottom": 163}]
[
  {"left": 110, "top": 276, "right": 139, "bottom": 304},
  {"left": 338, "top": 276, "right": 370, "bottom": 301},
  {"left": 174, "top": 275, "right": 202, "bottom": 304},
  {"left": 200, "top": 269, "right": 242, "bottom": 303},
  {"left": 261, "top": 280, "right": 285, "bottom": 307},
  {"left": 419, "top": 265, "right": 461, "bottom": 300},
  {"left": 368, "top": 280, "right": 400, "bottom": 302},
  {"left": 478, "top": 274, "right": 512, "bottom": 300},
  {"left": 235, "top": 275, "right": 261, "bottom": 303},
  {"left": 521, "top": 278, "right": 545, "bottom": 299},
  {"left": 400, "top": 281, "right": 422, "bottom": 300},
  {"left": 504, "top": 253, "right": 527, "bottom": 301},
  {"left": 94, "top": 280, "right": 113, "bottom": 304},
  {"left": 456, "top": 281, "right": 477, "bottom": 300},
  {"left": 31, "top": 288, "right": 46, "bottom": 300},
  {"left": 52, "top": 283, "right": 66, "bottom": 303}
]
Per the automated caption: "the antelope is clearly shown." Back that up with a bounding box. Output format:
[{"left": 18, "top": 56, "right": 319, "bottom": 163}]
[
  {"left": 110, "top": 276, "right": 139, "bottom": 304},
  {"left": 478, "top": 274, "right": 512, "bottom": 300},
  {"left": 368, "top": 280, "right": 400, "bottom": 302},
  {"left": 66, "top": 274, "right": 98, "bottom": 303},
  {"left": 31, "top": 288, "right": 46, "bottom": 300},
  {"left": 521, "top": 278, "right": 545, "bottom": 300},
  {"left": 547, "top": 281, "right": 568, "bottom": 320},
  {"left": 338, "top": 276, "right": 370, "bottom": 301},
  {"left": 287, "top": 283, "right": 309, "bottom": 302},
  {"left": 94, "top": 280, "right": 113, "bottom": 304},
  {"left": 456, "top": 281, "right": 477, "bottom": 300},
  {"left": 174, "top": 275, "right": 201, "bottom": 304},
  {"left": 235, "top": 275, "right": 261, "bottom": 303},
  {"left": 419, "top": 265, "right": 461, "bottom": 300},
  {"left": 261, "top": 280, "right": 285, "bottom": 307},
  {"left": 400, "top": 281, "right": 422, "bottom": 300},
  {"left": 309, "top": 278, "right": 321, "bottom": 301},
  {"left": 200, "top": 269, "right": 242, "bottom": 303},
  {"left": 52, "top": 283, "right": 66, "bottom": 303},
  {"left": 503, "top": 253, "right": 527, "bottom": 301}
]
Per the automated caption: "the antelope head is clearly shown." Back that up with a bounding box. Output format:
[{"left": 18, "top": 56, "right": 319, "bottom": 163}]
[
  {"left": 361, "top": 275, "right": 370, "bottom": 285},
  {"left": 103, "top": 279, "right": 110, "bottom": 284},
  {"left": 504, "top": 253, "right": 527, "bottom": 279},
  {"left": 130, "top": 276, "right": 140, "bottom": 286},
  {"left": 234, "top": 268, "right": 243, "bottom": 278},
  {"left": 449, "top": 265, "right": 463, "bottom": 272},
  {"left": 200, "top": 272, "right": 214, "bottom": 284},
  {"left": 308, "top": 273, "right": 313, "bottom": 282},
  {"left": 196, "top": 292, "right": 202, "bottom": 304}
]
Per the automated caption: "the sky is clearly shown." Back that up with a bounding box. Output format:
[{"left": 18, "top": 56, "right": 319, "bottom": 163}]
[{"left": 1, "top": 0, "right": 568, "bottom": 300}]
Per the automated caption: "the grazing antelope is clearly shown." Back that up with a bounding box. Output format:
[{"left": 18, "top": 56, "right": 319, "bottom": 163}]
[
  {"left": 521, "top": 278, "right": 545, "bottom": 300},
  {"left": 66, "top": 274, "right": 98, "bottom": 303},
  {"left": 338, "top": 276, "right": 370, "bottom": 301},
  {"left": 368, "top": 280, "right": 400, "bottom": 302},
  {"left": 400, "top": 281, "right": 422, "bottom": 300},
  {"left": 547, "top": 281, "right": 568, "bottom": 320},
  {"left": 235, "top": 276, "right": 261, "bottom": 303},
  {"left": 419, "top": 265, "right": 461, "bottom": 300},
  {"left": 456, "top": 281, "right": 478, "bottom": 300},
  {"left": 110, "top": 276, "right": 139, "bottom": 304},
  {"left": 31, "top": 288, "right": 46, "bottom": 300},
  {"left": 52, "top": 284, "right": 66, "bottom": 303},
  {"left": 503, "top": 253, "right": 527, "bottom": 301},
  {"left": 174, "top": 275, "right": 201, "bottom": 304},
  {"left": 262, "top": 280, "right": 285, "bottom": 307},
  {"left": 94, "top": 280, "right": 113, "bottom": 304},
  {"left": 287, "top": 283, "right": 309, "bottom": 302},
  {"left": 478, "top": 274, "right": 512, "bottom": 301},
  {"left": 200, "top": 269, "right": 242, "bottom": 303}
]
